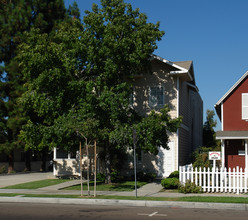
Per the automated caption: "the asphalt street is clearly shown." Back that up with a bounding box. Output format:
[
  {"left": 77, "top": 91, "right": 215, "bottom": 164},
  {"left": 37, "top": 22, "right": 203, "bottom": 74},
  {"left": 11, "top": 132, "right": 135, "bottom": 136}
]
[{"left": 0, "top": 203, "right": 247, "bottom": 220}]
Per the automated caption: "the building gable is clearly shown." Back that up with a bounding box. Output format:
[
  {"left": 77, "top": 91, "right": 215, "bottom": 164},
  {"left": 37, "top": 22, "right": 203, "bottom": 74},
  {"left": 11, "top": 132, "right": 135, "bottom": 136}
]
[{"left": 215, "top": 71, "right": 248, "bottom": 130}]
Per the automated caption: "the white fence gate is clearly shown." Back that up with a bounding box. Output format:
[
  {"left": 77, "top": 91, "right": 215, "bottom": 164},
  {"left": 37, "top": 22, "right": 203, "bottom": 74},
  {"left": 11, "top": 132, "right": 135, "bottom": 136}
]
[{"left": 179, "top": 166, "right": 248, "bottom": 194}]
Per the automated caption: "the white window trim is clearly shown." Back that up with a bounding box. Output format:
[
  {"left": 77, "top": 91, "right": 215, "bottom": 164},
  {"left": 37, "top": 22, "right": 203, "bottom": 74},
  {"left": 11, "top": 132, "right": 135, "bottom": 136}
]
[
  {"left": 148, "top": 85, "right": 165, "bottom": 108},
  {"left": 242, "top": 93, "right": 248, "bottom": 120}
]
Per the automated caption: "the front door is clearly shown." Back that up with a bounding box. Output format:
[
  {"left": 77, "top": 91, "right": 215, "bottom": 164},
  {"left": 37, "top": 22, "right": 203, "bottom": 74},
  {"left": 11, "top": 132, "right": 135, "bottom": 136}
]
[{"left": 157, "top": 142, "right": 176, "bottom": 177}]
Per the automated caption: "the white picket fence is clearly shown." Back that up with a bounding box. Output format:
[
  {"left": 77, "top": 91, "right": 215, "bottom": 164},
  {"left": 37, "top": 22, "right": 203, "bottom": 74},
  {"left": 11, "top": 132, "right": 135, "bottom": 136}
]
[{"left": 179, "top": 166, "right": 248, "bottom": 194}]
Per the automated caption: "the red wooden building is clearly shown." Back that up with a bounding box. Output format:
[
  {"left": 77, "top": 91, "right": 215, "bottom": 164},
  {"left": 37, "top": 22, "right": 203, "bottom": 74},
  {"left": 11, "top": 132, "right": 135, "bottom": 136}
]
[{"left": 215, "top": 71, "right": 248, "bottom": 169}]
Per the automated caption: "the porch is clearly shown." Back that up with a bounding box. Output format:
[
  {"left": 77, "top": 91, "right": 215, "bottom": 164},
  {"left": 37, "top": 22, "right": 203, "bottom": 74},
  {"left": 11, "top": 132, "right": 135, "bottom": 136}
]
[{"left": 216, "top": 130, "right": 248, "bottom": 169}]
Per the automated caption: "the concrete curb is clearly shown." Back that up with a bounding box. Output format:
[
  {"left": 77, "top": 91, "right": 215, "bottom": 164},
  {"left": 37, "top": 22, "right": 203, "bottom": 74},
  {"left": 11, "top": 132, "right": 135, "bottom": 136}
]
[{"left": 0, "top": 196, "right": 248, "bottom": 211}]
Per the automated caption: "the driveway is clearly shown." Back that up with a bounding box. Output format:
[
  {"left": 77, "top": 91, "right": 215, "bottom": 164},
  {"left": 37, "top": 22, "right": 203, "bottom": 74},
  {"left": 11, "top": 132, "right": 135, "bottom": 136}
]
[{"left": 0, "top": 172, "right": 54, "bottom": 188}]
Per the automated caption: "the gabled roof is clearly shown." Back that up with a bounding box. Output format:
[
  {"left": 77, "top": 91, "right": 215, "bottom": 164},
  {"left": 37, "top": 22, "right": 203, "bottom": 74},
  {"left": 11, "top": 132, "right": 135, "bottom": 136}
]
[
  {"left": 150, "top": 54, "right": 194, "bottom": 83},
  {"left": 174, "top": 61, "right": 193, "bottom": 71},
  {"left": 215, "top": 71, "right": 248, "bottom": 120}
]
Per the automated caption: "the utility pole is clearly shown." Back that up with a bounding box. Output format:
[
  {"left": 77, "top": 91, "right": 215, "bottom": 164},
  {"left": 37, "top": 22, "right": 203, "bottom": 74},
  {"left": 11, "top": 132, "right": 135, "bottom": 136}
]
[
  {"left": 79, "top": 140, "right": 83, "bottom": 197},
  {"left": 94, "top": 140, "right": 97, "bottom": 197},
  {"left": 86, "top": 140, "right": 90, "bottom": 196}
]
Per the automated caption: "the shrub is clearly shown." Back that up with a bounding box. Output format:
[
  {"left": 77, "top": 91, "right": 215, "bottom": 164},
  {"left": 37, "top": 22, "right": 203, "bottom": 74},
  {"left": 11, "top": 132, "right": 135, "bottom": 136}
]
[
  {"left": 0, "top": 165, "right": 6, "bottom": 174},
  {"left": 161, "top": 177, "right": 179, "bottom": 189},
  {"left": 96, "top": 173, "right": 106, "bottom": 182},
  {"left": 178, "top": 180, "right": 202, "bottom": 194},
  {"left": 143, "top": 173, "right": 156, "bottom": 182},
  {"left": 111, "top": 170, "right": 124, "bottom": 183},
  {"left": 137, "top": 172, "right": 156, "bottom": 182},
  {"left": 137, "top": 172, "right": 144, "bottom": 181},
  {"left": 168, "top": 171, "right": 179, "bottom": 179},
  {"left": 97, "top": 171, "right": 124, "bottom": 183}
]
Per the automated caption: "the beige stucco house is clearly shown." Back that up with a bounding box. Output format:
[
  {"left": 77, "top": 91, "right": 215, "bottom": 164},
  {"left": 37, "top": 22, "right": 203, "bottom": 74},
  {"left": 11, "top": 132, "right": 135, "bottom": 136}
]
[
  {"left": 126, "top": 55, "right": 203, "bottom": 177},
  {"left": 52, "top": 54, "right": 203, "bottom": 178}
]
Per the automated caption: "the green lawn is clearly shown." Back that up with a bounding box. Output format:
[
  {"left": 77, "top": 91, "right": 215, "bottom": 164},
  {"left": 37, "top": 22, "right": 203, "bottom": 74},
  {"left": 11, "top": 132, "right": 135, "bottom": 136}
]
[
  {"left": 1, "top": 179, "right": 147, "bottom": 192},
  {"left": 2, "top": 179, "right": 71, "bottom": 189},
  {"left": 180, "top": 196, "right": 248, "bottom": 204},
  {"left": 64, "top": 181, "right": 147, "bottom": 191}
]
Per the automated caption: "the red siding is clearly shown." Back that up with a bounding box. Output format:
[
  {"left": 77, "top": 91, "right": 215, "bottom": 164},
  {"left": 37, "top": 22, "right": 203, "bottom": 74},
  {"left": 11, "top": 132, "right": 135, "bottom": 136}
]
[
  {"left": 223, "top": 76, "right": 248, "bottom": 130},
  {"left": 226, "top": 155, "right": 245, "bottom": 169},
  {"left": 225, "top": 140, "right": 245, "bottom": 169}
]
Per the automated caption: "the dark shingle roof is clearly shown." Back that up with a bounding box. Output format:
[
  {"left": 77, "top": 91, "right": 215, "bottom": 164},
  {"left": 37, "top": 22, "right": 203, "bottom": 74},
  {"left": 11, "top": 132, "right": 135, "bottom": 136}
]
[{"left": 174, "top": 61, "right": 193, "bottom": 71}]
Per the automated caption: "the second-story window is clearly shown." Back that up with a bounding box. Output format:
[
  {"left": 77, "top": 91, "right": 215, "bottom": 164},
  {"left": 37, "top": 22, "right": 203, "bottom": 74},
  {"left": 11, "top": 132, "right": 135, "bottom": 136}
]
[
  {"left": 149, "top": 86, "right": 164, "bottom": 107},
  {"left": 242, "top": 93, "right": 248, "bottom": 120}
]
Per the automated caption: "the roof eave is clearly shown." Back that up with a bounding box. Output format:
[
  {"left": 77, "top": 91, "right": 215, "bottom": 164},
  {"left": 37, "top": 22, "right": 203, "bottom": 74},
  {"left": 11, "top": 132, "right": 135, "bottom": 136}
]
[
  {"left": 216, "top": 71, "right": 248, "bottom": 106},
  {"left": 170, "top": 71, "right": 193, "bottom": 82},
  {"left": 150, "top": 55, "right": 194, "bottom": 81},
  {"left": 215, "top": 71, "right": 248, "bottom": 121},
  {"left": 216, "top": 130, "right": 248, "bottom": 139}
]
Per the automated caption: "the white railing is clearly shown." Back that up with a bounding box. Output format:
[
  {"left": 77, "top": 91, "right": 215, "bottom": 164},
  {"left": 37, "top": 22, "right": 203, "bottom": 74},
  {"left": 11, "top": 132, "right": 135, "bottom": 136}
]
[{"left": 179, "top": 166, "right": 248, "bottom": 194}]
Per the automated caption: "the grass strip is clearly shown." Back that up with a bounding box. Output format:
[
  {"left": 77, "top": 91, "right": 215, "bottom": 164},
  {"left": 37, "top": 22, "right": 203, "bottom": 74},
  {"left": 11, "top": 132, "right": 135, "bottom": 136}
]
[
  {"left": 0, "top": 193, "right": 248, "bottom": 204},
  {"left": 1, "top": 179, "right": 71, "bottom": 189},
  {"left": 180, "top": 196, "right": 248, "bottom": 204}
]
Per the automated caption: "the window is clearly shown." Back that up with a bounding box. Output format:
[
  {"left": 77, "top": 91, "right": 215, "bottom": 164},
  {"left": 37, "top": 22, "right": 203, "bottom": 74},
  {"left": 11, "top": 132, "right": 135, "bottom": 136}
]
[
  {"left": 149, "top": 86, "right": 164, "bottom": 107},
  {"left": 242, "top": 93, "right": 248, "bottom": 120}
]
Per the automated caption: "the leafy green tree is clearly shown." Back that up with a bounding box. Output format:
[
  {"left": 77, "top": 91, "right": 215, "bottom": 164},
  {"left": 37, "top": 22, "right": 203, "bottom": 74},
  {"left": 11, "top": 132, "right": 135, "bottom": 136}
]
[
  {"left": 192, "top": 109, "right": 220, "bottom": 168},
  {"left": 18, "top": 20, "right": 86, "bottom": 153},
  {"left": 80, "top": 0, "right": 167, "bottom": 182},
  {"left": 17, "top": 0, "right": 181, "bottom": 183},
  {"left": 0, "top": 0, "right": 74, "bottom": 172},
  {"left": 203, "top": 109, "right": 217, "bottom": 148}
]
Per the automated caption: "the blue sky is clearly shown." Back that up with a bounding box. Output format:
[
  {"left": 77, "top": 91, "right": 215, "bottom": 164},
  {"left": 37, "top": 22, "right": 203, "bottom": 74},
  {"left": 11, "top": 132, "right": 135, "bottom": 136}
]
[{"left": 65, "top": 0, "right": 248, "bottom": 130}]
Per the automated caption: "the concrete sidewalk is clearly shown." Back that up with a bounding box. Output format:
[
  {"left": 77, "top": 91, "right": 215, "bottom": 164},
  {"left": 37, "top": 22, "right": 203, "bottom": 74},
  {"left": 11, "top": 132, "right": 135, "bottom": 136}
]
[{"left": 0, "top": 172, "right": 55, "bottom": 188}]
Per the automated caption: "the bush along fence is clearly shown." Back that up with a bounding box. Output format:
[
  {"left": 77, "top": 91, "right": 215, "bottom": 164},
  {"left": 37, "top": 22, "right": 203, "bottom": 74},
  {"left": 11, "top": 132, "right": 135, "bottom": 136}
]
[{"left": 179, "top": 166, "right": 248, "bottom": 194}]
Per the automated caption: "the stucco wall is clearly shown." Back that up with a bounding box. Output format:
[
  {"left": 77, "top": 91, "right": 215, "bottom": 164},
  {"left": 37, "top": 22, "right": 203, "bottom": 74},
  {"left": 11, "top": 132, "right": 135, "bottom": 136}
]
[
  {"left": 132, "top": 59, "right": 178, "bottom": 118},
  {"left": 130, "top": 60, "right": 179, "bottom": 177},
  {"left": 179, "top": 80, "right": 190, "bottom": 126},
  {"left": 189, "top": 88, "right": 203, "bottom": 150},
  {"left": 54, "top": 159, "right": 80, "bottom": 176},
  {"left": 178, "top": 80, "right": 203, "bottom": 166}
]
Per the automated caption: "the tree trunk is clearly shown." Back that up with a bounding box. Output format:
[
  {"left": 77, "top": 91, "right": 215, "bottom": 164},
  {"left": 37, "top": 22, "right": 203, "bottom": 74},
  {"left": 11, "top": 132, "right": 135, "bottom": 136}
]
[
  {"left": 7, "top": 151, "right": 14, "bottom": 174},
  {"left": 40, "top": 147, "right": 48, "bottom": 172},
  {"left": 24, "top": 150, "right": 31, "bottom": 171},
  {"left": 105, "top": 145, "right": 111, "bottom": 184}
]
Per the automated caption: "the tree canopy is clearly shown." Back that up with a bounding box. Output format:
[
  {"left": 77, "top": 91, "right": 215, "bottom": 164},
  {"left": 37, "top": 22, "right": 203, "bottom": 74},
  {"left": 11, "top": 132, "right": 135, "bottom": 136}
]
[
  {"left": 203, "top": 109, "right": 217, "bottom": 148},
  {"left": 0, "top": 0, "right": 78, "bottom": 172},
  {"left": 13, "top": 0, "right": 181, "bottom": 181}
]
